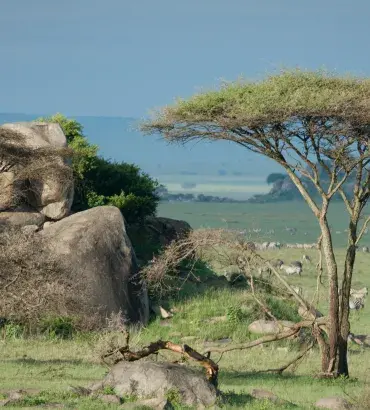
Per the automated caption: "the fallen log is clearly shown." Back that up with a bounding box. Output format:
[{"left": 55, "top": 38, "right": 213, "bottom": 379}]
[{"left": 102, "top": 331, "right": 219, "bottom": 387}]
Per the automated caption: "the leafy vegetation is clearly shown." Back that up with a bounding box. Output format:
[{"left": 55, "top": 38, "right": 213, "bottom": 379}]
[
  {"left": 266, "top": 173, "right": 286, "bottom": 185},
  {"left": 37, "top": 113, "right": 159, "bottom": 222}
]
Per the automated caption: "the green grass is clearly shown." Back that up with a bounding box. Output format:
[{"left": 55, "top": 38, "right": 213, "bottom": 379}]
[
  {"left": 157, "top": 201, "right": 370, "bottom": 247},
  {"left": 1, "top": 242, "right": 370, "bottom": 408}
]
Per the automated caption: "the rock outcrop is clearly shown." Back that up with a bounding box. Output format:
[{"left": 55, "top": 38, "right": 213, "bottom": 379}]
[
  {"left": 127, "top": 216, "right": 192, "bottom": 263},
  {"left": 91, "top": 361, "right": 217, "bottom": 408},
  {"left": 0, "top": 122, "right": 73, "bottom": 220},
  {"left": 40, "top": 206, "right": 149, "bottom": 326}
]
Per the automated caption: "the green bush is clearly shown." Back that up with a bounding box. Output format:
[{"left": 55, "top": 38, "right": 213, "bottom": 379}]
[
  {"left": 4, "top": 322, "right": 24, "bottom": 339},
  {"left": 41, "top": 316, "right": 75, "bottom": 339},
  {"left": 36, "top": 114, "right": 159, "bottom": 223}
]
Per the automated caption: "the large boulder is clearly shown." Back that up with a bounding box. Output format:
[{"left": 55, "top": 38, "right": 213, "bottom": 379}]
[
  {"left": 40, "top": 206, "right": 149, "bottom": 326},
  {"left": 0, "top": 122, "right": 74, "bottom": 220},
  {"left": 92, "top": 361, "right": 217, "bottom": 408},
  {"left": 127, "top": 216, "right": 191, "bottom": 263}
]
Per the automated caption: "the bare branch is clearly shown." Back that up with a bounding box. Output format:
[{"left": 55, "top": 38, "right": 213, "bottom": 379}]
[
  {"left": 255, "top": 341, "right": 315, "bottom": 374},
  {"left": 355, "top": 216, "right": 370, "bottom": 245}
]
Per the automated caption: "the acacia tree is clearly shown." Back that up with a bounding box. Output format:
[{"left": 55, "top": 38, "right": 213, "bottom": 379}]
[{"left": 142, "top": 70, "right": 370, "bottom": 377}]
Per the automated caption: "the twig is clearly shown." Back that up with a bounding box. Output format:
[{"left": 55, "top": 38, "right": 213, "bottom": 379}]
[
  {"left": 249, "top": 275, "right": 278, "bottom": 322},
  {"left": 205, "top": 317, "right": 327, "bottom": 355}
]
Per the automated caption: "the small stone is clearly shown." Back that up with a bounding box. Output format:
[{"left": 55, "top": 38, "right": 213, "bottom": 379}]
[
  {"left": 251, "top": 389, "right": 278, "bottom": 401},
  {"left": 98, "top": 394, "right": 121, "bottom": 404},
  {"left": 251, "top": 389, "right": 292, "bottom": 406},
  {"left": 315, "top": 396, "right": 353, "bottom": 409},
  {"left": 8, "top": 390, "right": 24, "bottom": 401},
  {"left": 160, "top": 306, "right": 173, "bottom": 319},
  {"left": 151, "top": 305, "right": 173, "bottom": 319}
]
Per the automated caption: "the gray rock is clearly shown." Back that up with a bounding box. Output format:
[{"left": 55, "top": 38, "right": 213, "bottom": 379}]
[
  {"left": 95, "top": 361, "right": 217, "bottom": 408},
  {"left": 97, "top": 394, "right": 121, "bottom": 404},
  {"left": 251, "top": 389, "right": 292, "bottom": 406},
  {"left": 0, "top": 206, "right": 45, "bottom": 227},
  {"left": 315, "top": 396, "right": 353, "bottom": 409},
  {"left": 40, "top": 206, "right": 149, "bottom": 326},
  {"left": 248, "top": 320, "right": 295, "bottom": 335},
  {"left": 0, "top": 122, "right": 74, "bottom": 220}
]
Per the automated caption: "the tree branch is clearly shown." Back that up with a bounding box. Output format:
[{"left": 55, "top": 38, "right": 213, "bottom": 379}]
[
  {"left": 102, "top": 332, "right": 219, "bottom": 386},
  {"left": 255, "top": 341, "right": 315, "bottom": 374},
  {"left": 355, "top": 216, "right": 370, "bottom": 245}
]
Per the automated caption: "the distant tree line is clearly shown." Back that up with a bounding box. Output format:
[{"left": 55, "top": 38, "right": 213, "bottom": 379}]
[{"left": 156, "top": 185, "right": 247, "bottom": 203}]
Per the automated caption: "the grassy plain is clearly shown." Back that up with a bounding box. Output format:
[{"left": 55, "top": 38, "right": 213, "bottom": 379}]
[
  {"left": 1, "top": 202, "right": 370, "bottom": 409},
  {"left": 158, "top": 201, "right": 370, "bottom": 247}
]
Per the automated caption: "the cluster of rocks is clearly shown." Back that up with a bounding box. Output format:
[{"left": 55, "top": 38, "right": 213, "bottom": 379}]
[{"left": 0, "top": 122, "right": 188, "bottom": 327}]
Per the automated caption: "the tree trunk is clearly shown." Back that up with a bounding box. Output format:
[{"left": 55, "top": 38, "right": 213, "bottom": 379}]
[
  {"left": 337, "top": 221, "right": 358, "bottom": 377},
  {"left": 319, "top": 211, "right": 340, "bottom": 375}
]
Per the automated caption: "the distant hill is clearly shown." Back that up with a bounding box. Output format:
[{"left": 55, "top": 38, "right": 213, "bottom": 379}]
[{"left": 0, "top": 113, "right": 282, "bottom": 179}]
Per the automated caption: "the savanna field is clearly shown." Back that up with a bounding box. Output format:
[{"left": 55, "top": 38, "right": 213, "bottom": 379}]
[{"left": 1, "top": 201, "right": 370, "bottom": 409}]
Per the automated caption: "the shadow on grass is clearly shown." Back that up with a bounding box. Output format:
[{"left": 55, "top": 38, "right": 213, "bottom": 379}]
[
  {"left": 219, "top": 391, "right": 255, "bottom": 407},
  {"left": 220, "top": 370, "right": 310, "bottom": 386},
  {"left": 219, "top": 391, "right": 298, "bottom": 409}
]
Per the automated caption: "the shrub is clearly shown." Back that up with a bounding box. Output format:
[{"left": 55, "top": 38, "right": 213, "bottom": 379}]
[
  {"left": 0, "top": 227, "right": 89, "bottom": 330},
  {"left": 84, "top": 158, "right": 159, "bottom": 223},
  {"left": 37, "top": 114, "right": 159, "bottom": 223},
  {"left": 41, "top": 316, "right": 75, "bottom": 339}
]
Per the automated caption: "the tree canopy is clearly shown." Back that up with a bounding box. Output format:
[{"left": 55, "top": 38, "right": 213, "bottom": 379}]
[
  {"left": 142, "top": 70, "right": 370, "bottom": 217},
  {"left": 266, "top": 173, "right": 286, "bottom": 185},
  {"left": 142, "top": 69, "right": 370, "bottom": 377}
]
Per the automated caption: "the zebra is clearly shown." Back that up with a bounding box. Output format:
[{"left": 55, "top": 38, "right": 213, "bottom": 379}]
[
  {"left": 349, "top": 296, "right": 365, "bottom": 310},
  {"left": 257, "top": 259, "right": 284, "bottom": 277},
  {"left": 280, "top": 263, "right": 302, "bottom": 276}
]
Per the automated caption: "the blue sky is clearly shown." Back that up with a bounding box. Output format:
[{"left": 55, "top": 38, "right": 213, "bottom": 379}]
[{"left": 1, "top": 0, "right": 370, "bottom": 118}]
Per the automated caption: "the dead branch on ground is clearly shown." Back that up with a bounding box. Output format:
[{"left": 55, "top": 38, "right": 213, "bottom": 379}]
[{"left": 102, "top": 330, "right": 219, "bottom": 386}]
